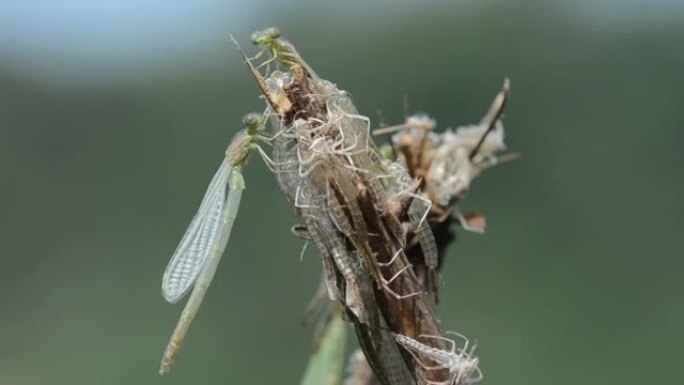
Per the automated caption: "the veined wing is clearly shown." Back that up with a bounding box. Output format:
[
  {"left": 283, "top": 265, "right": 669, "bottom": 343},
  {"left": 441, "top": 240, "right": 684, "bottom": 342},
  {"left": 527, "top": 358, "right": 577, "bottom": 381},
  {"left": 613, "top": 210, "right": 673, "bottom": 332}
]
[
  {"left": 159, "top": 166, "right": 246, "bottom": 374},
  {"left": 161, "top": 159, "right": 233, "bottom": 303}
]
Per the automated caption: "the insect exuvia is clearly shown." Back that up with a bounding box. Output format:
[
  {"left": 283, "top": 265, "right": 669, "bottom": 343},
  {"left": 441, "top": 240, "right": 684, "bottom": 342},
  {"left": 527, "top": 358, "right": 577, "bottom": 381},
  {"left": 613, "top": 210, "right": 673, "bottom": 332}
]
[
  {"left": 392, "top": 332, "right": 483, "bottom": 385},
  {"left": 159, "top": 112, "right": 272, "bottom": 374}
]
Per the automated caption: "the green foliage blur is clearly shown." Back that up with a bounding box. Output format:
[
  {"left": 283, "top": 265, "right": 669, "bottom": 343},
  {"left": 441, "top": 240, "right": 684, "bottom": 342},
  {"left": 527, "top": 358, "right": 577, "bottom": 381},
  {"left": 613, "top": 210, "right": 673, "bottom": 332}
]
[{"left": 1, "top": 2, "right": 682, "bottom": 384}]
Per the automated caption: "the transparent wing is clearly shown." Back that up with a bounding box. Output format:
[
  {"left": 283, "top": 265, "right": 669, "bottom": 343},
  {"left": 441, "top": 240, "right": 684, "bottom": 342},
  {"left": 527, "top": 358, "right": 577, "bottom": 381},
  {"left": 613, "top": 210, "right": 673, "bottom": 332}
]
[
  {"left": 161, "top": 159, "right": 233, "bottom": 303},
  {"left": 159, "top": 167, "right": 246, "bottom": 374}
]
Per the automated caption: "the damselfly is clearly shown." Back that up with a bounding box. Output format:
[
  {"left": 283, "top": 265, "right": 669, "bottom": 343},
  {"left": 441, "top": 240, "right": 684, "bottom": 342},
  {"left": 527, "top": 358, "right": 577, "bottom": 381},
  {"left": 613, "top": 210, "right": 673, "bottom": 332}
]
[{"left": 159, "top": 112, "right": 272, "bottom": 374}]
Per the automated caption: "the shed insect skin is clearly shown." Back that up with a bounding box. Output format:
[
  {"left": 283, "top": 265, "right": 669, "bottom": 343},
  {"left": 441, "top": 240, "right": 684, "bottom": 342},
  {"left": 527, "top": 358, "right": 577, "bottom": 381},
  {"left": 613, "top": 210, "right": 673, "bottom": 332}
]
[
  {"left": 381, "top": 161, "right": 439, "bottom": 275},
  {"left": 361, "top": 168, "right": 392, "bottom": 214},
  {"left": 289, "top": 159, "right": 366, "bottom": 319},
  {"left": 376, "top": 249, "right": 424, "bottom": 300},
  {"left": 292, "top": 125, "right": 390, "bottom": 292},
  {"left": 273, "top": 129, "right": 300, "bottom": 205},
  {"left": 287, "top": 107, "right": 409, "bottom": 297},
  {"left": 307, "top": 211, "right": 368, "bottom": 322},
  {"left": 370, "top": 159, "right": 442, "bottom": 298},
  {"left": 303, "top": 214, "right": 342, "bottom": 302},
  {"left": 326, "top": 94, "right": 376, "bottom": 172},
  {"left": 361, "top": 171, "right": 407, "bottom": 242},
  {"left": 392, "top": 332, "right": 483, "bottom": 385},
  {"left": 408, "top": 197, "right": 438, "bottom": 273},
  {"left": 254, "top": 47, "right": 404, "bottom": 300},
  {"left": 294, "top": 123, "right": 370, "bottom": 244},
  {"left": 327, "top": 179, "right": 354, "bottom": 235},
  {"left": 264, "top": 95, "right": 362, "bottom": 310}
]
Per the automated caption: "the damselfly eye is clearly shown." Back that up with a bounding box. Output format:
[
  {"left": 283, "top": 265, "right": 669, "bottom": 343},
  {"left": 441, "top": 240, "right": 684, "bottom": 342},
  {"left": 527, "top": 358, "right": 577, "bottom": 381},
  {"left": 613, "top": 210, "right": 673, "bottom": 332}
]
[
  {"left": 250, "top": 31, "right": 263, "bottom": 45},
  {"left": 265, "top": 27, "right": 281, "bottom": 39},
  {"left": 242, "top": 113, "right": 259, "bottom": 125}
]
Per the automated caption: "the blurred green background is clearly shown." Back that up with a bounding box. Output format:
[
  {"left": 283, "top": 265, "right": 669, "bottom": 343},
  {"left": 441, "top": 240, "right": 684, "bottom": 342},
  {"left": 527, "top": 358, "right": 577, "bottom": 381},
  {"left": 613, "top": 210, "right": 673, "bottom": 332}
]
[{"left": 2, "top": 1, "right": 683, "bottom": 384}]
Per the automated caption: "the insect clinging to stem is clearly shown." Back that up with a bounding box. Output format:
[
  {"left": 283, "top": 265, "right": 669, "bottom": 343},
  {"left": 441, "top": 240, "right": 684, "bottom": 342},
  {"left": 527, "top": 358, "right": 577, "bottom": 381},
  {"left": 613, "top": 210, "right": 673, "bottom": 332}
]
[
  {"left": 159, "top": 112, "right": 273, "bottom": 374},
  {"left": 249, "top": 27, "right": 315, "bottom": 75}
]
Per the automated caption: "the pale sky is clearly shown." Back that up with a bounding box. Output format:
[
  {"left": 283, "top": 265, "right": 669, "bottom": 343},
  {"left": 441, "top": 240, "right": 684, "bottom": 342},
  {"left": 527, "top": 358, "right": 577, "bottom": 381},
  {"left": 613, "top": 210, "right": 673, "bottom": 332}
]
[{"left": 1, "top": 0, "right": 681, "bottom": 83}]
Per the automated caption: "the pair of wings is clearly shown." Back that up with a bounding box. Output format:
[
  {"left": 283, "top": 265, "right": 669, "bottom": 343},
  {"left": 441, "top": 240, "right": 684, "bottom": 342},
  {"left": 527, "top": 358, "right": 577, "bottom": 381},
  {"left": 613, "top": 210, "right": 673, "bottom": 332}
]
[
  {"left": 161, "top": 158, "right": 241, "bottom": 304},
  {"left": 158, "top": 153, "right": 247, "bottom": 374}
]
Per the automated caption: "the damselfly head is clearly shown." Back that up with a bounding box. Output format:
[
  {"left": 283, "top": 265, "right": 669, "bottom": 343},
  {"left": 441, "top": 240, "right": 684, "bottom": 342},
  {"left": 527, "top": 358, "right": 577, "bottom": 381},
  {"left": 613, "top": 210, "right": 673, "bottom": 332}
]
[
  {"left": 251, "top": 27, "right": 281, "bottom": 46},
  {"left": 242, "top": 112, "right": 265, "bottom": 135}
]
